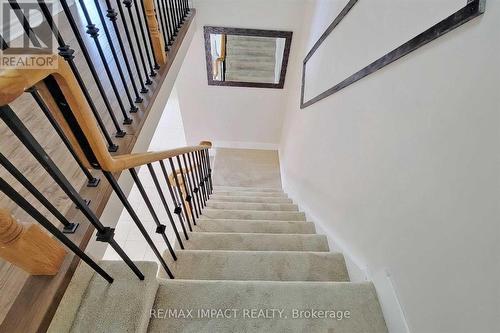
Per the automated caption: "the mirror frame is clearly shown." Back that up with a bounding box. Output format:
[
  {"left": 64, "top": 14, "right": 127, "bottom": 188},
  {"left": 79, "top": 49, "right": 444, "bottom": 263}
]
[
  {"left": 300, "top": 0, "right": 486, "bottom": 109},
  {"left": 203, "top": 26, "right": 293, "bottom": 89}
]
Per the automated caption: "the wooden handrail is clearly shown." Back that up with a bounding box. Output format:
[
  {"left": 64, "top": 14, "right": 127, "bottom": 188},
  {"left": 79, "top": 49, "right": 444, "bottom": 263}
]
[
  {"left": 110, "top": 143, "right": 212, "bottom": 171},
  {"left": 0, "top": 54, "right": 212, "bottom": 173}
]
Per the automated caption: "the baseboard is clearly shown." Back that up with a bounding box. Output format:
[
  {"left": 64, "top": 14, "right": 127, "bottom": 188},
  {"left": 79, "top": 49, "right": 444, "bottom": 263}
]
[
  {"left": 284, "top": 196, "right": 411, "bottom": 332},
  {"left": 213, "top": 140, "right": 280, "bottom": 151},
  {"left": 278, "top": 148, "right": 410, "bottom": 332},
  {"left": 372, "top": 269, "right": 411, "bottom": 333},
  {"left": 294, "top": 205, "right": 369, "bottom": 282}
]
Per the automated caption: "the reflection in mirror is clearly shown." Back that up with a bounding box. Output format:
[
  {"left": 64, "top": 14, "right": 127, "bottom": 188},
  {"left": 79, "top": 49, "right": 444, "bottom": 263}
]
[{"left": 204, "top": 27, "right": 292, "bottom": 89}]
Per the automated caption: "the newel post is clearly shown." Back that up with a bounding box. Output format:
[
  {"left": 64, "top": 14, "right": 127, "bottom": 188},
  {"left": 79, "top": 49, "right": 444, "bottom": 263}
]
[
  {"left": 0, "top": 209, "right": 67, "bottom": 275},
  {"left": 169, "top": 171, "right": 192, "bottom": 217},
  {"left": 144, "top": 0, "right": 167, "bottom": 66}
]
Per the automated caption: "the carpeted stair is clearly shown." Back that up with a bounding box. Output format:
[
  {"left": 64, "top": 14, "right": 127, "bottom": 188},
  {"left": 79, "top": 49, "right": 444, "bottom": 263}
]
[{"left": 50, "top": 186, "right": 388, "bottom": 333}]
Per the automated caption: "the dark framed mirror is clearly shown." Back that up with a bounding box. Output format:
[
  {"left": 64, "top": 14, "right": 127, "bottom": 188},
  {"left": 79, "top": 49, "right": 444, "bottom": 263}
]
[{"left": 204, "top": 26, "right": 293, "bottom": 89}]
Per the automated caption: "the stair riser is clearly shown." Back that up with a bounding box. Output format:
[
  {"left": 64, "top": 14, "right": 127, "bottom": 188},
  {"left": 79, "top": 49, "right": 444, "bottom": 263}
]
[
  {"left": 201, "top": 209, "right": 306, "bottom": 221},
  {"left": 213, "top": 186, "right": 283, "bottom": 193},
  {"left": 161, "top": 251, "right": 349, "bottom": 282},
  {"left": 178, "top": 233, "right": 329, "bottom": 252},
  {"left": 193, "top": 220, "right": 316, "bottom": 234},
  {"left": 213, "top": 191, "right": 288, "bottom": 197},
  {"left": 206, "top": 202, "right": 299, "bottom": 211},
  {"left": 209, "top": 195, "right": 293, "bottom": 203}
]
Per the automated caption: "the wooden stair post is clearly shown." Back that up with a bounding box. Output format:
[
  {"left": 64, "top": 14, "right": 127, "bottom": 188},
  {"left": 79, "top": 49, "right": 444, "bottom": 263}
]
[
  {"left": 169, "top": 171, "right": 192, "bottom": 217},
  {"left": 144, "top": 0, "right": 167, "bottom": 66},
  {"left": 0, "top": 209, "right": 67, "bottom": 275}
]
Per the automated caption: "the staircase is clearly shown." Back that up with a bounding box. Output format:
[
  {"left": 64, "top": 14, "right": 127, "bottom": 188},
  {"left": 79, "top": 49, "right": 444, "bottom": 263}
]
[{"left": 51, "top": 185, "right": 388, "bottom": 332}]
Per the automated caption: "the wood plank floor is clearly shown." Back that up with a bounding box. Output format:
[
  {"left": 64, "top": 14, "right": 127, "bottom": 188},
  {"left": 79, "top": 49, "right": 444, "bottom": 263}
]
[{"left": 0, "top": 1, "right": 194, "bottom": 328}]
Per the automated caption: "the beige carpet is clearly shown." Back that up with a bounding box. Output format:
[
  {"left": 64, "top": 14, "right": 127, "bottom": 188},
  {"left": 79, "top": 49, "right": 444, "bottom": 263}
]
[{"left": 212, "top": 148, "right": 282, "bottom": 188}]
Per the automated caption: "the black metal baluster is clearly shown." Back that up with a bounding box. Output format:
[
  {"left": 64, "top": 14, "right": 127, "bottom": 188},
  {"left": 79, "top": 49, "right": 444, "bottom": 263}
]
[
  {"left": 201, "top": 149, "right": 211, "bottom": 194},
  {"left": 37, "top": 0, "right": 123, "bottom": 145},
  {"left": 8, "top": 1, "right": 42, "bottom": 48},
  {"left": 147, "top": 163, "right": 184, "bottom": 249},
  {"left": 195, "top": 150, "right": 207, "bottom": 204},
  {"left": 204, "top": 149, "right": 213, "bottom": 194},
  {"left": 178, "top": 0, "right": 184, "bottom": 24},
  {"left": 163, "top": 0, "right": 175, "bottom": 44},
  {"left": 175, "top": 0, "right": 183, "bottom": 24},
  {"left": 176, "top": 155, "right": 196, "bottom": 224},
  {"left": 104, "top": 0, "right": 143, "bottom": 103},
  {"left": 122, "top": 0, "right": 153, "bottom": 85},
  {"left": 38, "top": 0, "right": 126, "bottom": 143},
  {"left": 156, "top": 0, "right": 170, "bottom": 50},
  {"left": 57, "top": 0, "right": 125, "bottom": 148},
  {"left": 185, "top": 0, "right": 190, "bottom": 13},
  {"left": 188, "top": 152, "right": 203, "bottom": 211},
  {"left": 181, "top": 0, "right": 187, "bottom": 21},
  {"left": 202, "top": 149, "right": 211, "bottom": 196},
  {"left": 182, "top": 154, "right": 200, "bottom": 218},
  {"left": 129, "top": 168, "right": 176, "bottom": 260},
  {"left": 27, "top": 87, "right": 100, "bottom": 187},
  {"left": 178, "top": 0, "right": 185, "bottom": 21},
  {"left": 101, "top": 172, "right": 174, "bottom": 278},
  {"left": 168, "top": 158, "right": 192, "bottom": 231},
  {"left": 163, "top": 0, "right": 175, "bottom": 47},
  {"left": 77, "top": 0, "right": 133, "bottom": 125},
  {"left": 0, "top": 105, "right": 144, "bottom": 280},
  {"left": 199, "top": 150, "right": 210, "bottom": 199},
  {"left": 136, "top": 0, "right": 159, "bottom": 71},
  {"left": 0, "top": 152, "right": 78, "bottom": 233},
  {"left": 0, "top": 178, "right": 113, "bottom": 283},
  {"left": 114, "top": 0, "right": 149, "bottom": 93},
  {"left": 168, "top": 0, "right": 179, "bottom": 36},
  {"left": 93, "top": 0, "right": 139, "bottom": 113},
  {"left": 159, "top": 160, "right": 189, "bottom": 240}
]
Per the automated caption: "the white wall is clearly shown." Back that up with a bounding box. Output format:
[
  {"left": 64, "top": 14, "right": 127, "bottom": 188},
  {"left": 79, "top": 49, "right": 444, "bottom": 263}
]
[
  {"left": 175, "top": 0, "right": 308, "bottom": 149},
  {"left": 280, "top": 1, "right": 500, "bottom": 332}
]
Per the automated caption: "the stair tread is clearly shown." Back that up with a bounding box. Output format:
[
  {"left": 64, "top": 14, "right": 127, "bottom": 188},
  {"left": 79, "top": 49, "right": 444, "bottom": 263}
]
[
  {"left": 149, "top": 280, "right": 388, "bottom": 333},
  {"left": 68, "top": 261, "right": 158, "bottom": 333},
  {"left": 159, "top": 250, "right": 349, "bottom": 281},
  {"left": 193, "top": 219, "right": 316, "bottom": 234},
  {"left": 177, "top": 232, "right": 329, "bottom": 251}
]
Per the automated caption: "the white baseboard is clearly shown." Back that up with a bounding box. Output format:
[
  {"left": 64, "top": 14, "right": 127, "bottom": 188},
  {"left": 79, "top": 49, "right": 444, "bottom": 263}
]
[
  {"left": 278, "top": 147, "right": 410, "bottom": 332},
  {"left": 372, "top": 269, "right": 412, "bottom": 333},
  {"left": 285, "top": 197, "right": 410, "bottom": 333},
  {"left": 213, "top": 140, "right": 279, "bottom": 151},
  {"left": 295, "top": 205, "right": 369, "bottom": 282}
]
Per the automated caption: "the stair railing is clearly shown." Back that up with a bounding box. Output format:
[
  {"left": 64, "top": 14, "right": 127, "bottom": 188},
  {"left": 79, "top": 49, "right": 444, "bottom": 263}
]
[
  {"left": 3, "top": 0, "right": 192, "bottom": 152},
  {"left": 0, "top": 48, "right": 212, "bottom": 281},
  {"left": 213, "top": 34, "right": 227, "bottom": 80}
]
